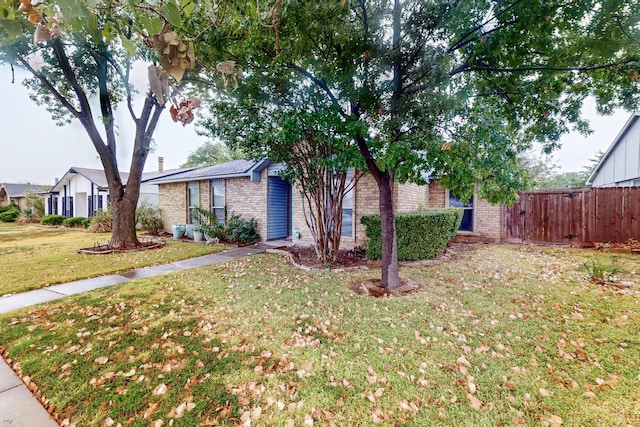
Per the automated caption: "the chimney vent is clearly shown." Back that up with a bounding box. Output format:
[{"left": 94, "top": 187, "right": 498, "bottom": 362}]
[{"left": 158, "top": 156, "right": 164, "bottom": 172}]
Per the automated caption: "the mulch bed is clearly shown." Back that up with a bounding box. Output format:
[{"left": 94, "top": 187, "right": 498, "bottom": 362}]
[{"left": 281, "top": 246, "right": 381, "bottom": 270}]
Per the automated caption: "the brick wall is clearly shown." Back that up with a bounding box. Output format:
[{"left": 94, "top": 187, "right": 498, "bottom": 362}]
[
  {"left": 199, "top": 180, "right": 211, "bottom": 212},
  {"left": 226, "top": 169, "right": 268, "bottom": 238},
  {"left": 428, "top": 180, "right": 446, "bottom": 208},
  {"left": 472, "top": 198, "right": 502, "bottom": 241},
  {"left": 397, "top": 182, "right": 428, "bottom": 212},
  {"left": 158, "top": 182, "right": 187, "bottom": 232}
]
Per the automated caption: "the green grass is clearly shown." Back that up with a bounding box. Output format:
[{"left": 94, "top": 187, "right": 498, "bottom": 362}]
[
  {"left": 0, "top": 244, "right": 638, "bottom": 426},
  {"left": 0, "top": 223, "right": 224, "bottom": 294}
]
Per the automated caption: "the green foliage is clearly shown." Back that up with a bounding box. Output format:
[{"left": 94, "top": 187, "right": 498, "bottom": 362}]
[
  {"left": 63, "top": 217, "right": 91, "bottom": 229},
  {"left": 25, "top": 190, "right": 46, "bottom": 218},
  {"left": 88, "top": 209, "right": 113, "bottom": 233},
  {"left": 0, "top": 204, "right": 20, "bottom": 222},
  {"left": 192, "top": 207, "right": 225, "bottom": 240},
  {"left": 136, "top": 203, "right": 163, "bottom": 235},
  {"left": 181, "top": 141, "right": 245, "bottom": 168},
  {"left": 580, "top": 258, "right": 622, "bottom": 283},
  {"left": 527, "top": 150, "right": 605, "bottom": 189},
  {"left": 41, "top": 214, "right": 66, "bottom": 226},
  {"left": 18, "top": 208, "right": 39, "bottom": 224},
  {"left": 361, "top": 209, "right": 463, "bottom": 261},
  {"left": 224, "top": 214, "right": 260, "bottom": 244}
]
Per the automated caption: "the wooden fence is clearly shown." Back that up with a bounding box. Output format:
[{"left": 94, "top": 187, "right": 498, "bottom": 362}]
[{"left": 502, "top": 187, "right": 640, "bottom": 245}]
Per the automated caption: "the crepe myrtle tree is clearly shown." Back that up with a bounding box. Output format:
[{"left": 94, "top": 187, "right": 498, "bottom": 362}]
[
  {"left": 215, "top": 0, "right": 639, "bottom": 289},
  {"left": 0, "top": 0, "right": 209, "bottom": 249}
]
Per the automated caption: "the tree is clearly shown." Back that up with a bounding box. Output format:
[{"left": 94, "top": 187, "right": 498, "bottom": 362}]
[
  {"left": 0, "top": 0, "right": 205, "bottom": 249},
  {"left": 181, "top": 141, "right": 244, "bottom": 167},
  {"left": 208, "top": 0, "right": 639, "bottom": 289},
  {"left": 528, "top": 149, "right": 605, "bottom": 189},
  {"left": 265, "top": 109, "right": 363, "bottom": 262}
]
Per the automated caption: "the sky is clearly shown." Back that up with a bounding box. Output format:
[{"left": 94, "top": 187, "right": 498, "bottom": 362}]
[{"left": 0, "top": 63, "right": 633, "bottom": 185}]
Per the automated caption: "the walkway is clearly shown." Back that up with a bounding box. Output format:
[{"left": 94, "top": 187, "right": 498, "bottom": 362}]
[{"left": 0, "top": 242, "right": 285, "bottom": 426}]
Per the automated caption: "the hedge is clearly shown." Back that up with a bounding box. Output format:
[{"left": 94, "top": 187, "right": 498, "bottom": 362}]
[
  {"left": 360, "top": 208, "right": 463, "bottom": 261},
  {"left": 0, "top": 205, "right": 20, "bottom": 222},
  {"left": 63, "top": 217, "right": 91, "bottom": 228},
  {"left": 41, "top": 214, "right": 66, "bottom": 226}
]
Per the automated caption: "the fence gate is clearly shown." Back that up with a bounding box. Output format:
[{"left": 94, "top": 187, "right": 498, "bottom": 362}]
[{"left": 502, "top": 188, "right": 640, "bottom": 245}]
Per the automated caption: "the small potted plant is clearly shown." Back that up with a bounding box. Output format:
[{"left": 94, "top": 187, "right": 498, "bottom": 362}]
[{"left": 193, "top": 224, "right": 205, "bottom": 242}]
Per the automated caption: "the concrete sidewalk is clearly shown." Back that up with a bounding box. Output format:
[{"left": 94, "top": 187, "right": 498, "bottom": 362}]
[{"left": 0, "top": 242, "right": 285, "bottom": 426}]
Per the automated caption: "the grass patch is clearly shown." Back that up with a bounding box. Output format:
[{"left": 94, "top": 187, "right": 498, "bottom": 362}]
[
  {"left": 0, "top": 223, "right": 224, "bottom": 295},
  {"left": 0, "top": 244, "right": 638, "bottom": 426}
]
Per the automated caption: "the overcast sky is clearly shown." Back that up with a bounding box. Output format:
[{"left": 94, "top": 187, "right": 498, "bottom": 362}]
[{"left": 0, "top": 63, "right": 633, "bottom": 185}]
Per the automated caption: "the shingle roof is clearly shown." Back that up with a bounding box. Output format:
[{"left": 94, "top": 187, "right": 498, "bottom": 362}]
[
  {"left": 50, "top": 166, "right": 196, "bottom": 192},
  {"left": 0, "top": 183, "right": 50, "bottom": 197},
  {"left": 147, "top": 159, "right": 270, "bottom": 184}
]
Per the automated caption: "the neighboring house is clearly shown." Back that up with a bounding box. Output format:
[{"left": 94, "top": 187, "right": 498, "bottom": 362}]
[
  {"left": 586, "top": 112, "right": 640, "bottom": 187},
  {"left": 46, "top": 158, "right": 193, "bottom": 217},
  {"left": 0, "top": 183, "right": 50, "bottom": 211},
  {"left": 151, "top": 159, "right": 503, "bottom": 247}
]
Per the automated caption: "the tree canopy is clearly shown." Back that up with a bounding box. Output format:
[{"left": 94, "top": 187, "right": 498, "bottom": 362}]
[
  {"left": 201, "top": 0, "right": 640, "bottom": 288},
  {"left": 181, "top": 141, "right": 244, "bottom": 167}
]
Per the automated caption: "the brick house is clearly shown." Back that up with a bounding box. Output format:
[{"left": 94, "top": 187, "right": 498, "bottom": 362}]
[{"left": 150, "top": 159, "right": 503, "bottom": 246}]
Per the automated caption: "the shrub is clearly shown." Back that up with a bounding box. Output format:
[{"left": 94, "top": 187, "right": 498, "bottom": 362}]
[
  {"left": 41, "top": 214, "right": 66, "bottom": 226},
  {"left": 63, "top": 216, "right": 91, "bottom": 228},
  {"left": 88, "top": 209, "right": 113, "bottom": 233},
  {"left": 136, "top": 203, "right": 164, "bottom": 235},
  {"left": 193, "top": 207, "right": 225, "bottom": 240},
  {"left": 0, "top": 204, "right": 20, "bottom": 222},
  {"left": 360, "top": 208, "right": 463, "bottom": 261},
  {"left": 18, "top": 208, "right": 39, "bottom": 224},
  {"left": 580, "top": 258, "right": 623, "bottom": 283},
  {"left": 225, "top": 214, "right": 260, "bottom": 244}
]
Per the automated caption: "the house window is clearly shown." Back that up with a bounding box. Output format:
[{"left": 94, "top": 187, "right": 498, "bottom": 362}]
[
  {"left": 448, "top": 192, "right": 473, "bottom": 232},
  {"left": 188, "top": 182, "right": 199, "bottom": 224},
  {"left": 342, "top": 183, "right": 354, "bottom": 237},
  {"left": 211, "top": 179, "right": 225, "bottom": 225}
]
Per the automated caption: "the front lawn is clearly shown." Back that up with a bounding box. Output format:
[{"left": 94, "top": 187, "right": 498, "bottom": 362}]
[
  {"left": 0, "top": 244, "right": 638, "bottom": 426},
  {"left": 0, "top": 223, "right": 224, "bottom": 295}
]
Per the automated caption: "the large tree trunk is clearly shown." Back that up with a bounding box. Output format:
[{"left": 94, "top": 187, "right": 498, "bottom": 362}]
[
  {"left": 378, "top": 172, "right": 401, "bottom": 289},
  {"left": 110, "top": 190, "right": 140, "bottom": 249}
]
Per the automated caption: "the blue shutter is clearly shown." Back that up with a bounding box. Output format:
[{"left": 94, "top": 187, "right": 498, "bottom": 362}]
[{"left": 267, "top": 176, "right": 289, "bottom": 239}]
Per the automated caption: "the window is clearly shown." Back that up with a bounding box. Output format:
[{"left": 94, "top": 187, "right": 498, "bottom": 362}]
[
  {"left": 211, "top": 179, "right": 225, "bottom": 225},
  {"left": 188, "top": 182, "right": 199, "bottom": 224},
  {"left": 342, "top": 183, "right": 354, "bottom": 237},
  {"left": 448, "top": 192, "right": 473, "bottom": 232}
]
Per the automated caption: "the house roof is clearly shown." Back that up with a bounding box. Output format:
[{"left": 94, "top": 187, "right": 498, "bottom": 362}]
[
  {"left": 147, "top": 159, "right": 271, "bottom": 184},
  {"left": 50, "top": 166, "right": 195, "bottom": 192},
  {"left": 586, "top": 112, "right": 640, "bottom": 185},
  {"left": 0, "top": 183, "right": 50, "bottom": 197}
]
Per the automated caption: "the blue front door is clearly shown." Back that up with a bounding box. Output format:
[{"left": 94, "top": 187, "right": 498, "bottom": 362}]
[{"left": 267, "top": 176, "right": 291, "bottom": 239}]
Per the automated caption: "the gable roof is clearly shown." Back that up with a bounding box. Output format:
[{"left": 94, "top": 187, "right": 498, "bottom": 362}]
[
  {"left": 50, "top": 166, "right": 195, "bottom": 192},
  {"left": 586, "top": 112, "right": 640, "bottom": 185},
  {"left": 0, "top": 183, "right": 50, "bottom": 197},
  {"left": 147, "top": 159, "right": 271, "bottom": 184}
]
